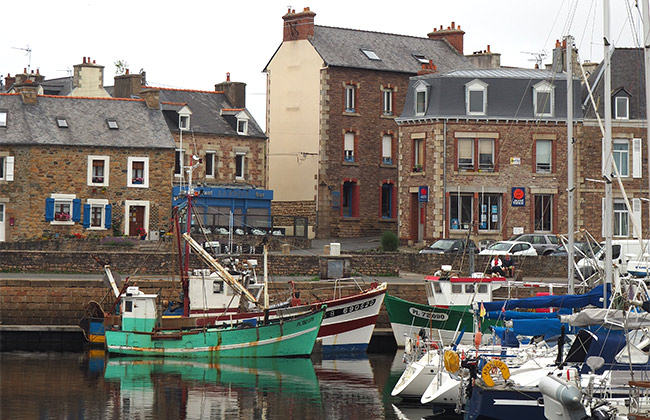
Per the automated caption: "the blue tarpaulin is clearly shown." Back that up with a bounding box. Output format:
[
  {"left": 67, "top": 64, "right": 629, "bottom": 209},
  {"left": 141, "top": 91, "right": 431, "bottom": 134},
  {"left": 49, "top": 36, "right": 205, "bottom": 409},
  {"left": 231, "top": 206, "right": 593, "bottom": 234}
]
[{"left": 481, "top": 284, "right": 610, "bottom": 312}]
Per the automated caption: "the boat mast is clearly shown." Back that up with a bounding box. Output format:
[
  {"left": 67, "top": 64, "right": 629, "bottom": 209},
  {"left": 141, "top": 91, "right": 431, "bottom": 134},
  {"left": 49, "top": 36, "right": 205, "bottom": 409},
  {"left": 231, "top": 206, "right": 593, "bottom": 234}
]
[
  {"left": 566, "top": 34, "right": 575, "bottom": 294},
  {"left": 603, "top": 0, "right": 613, "bottom": 307},
  {"left": 643, "top": 0, "right": 650, "bottom": 240}
]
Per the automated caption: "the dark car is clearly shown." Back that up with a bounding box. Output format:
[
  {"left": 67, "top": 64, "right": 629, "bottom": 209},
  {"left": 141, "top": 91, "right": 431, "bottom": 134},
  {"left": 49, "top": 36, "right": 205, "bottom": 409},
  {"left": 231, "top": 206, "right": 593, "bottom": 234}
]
[
  {"left": 508, "top": 233, "right": 559, "bottom": 255},
  {"left": 549, "top": 241, "right": 602, "bottom": 257},
  {"left": 419, "top": 238, "right": 478, "bottom": 254}
]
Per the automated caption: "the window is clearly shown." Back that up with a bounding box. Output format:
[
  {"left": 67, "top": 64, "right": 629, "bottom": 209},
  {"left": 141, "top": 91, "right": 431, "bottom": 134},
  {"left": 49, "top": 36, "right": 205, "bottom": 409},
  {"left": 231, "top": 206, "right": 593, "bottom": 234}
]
[
  {"left": 345, "top": 84, "right": 356, "bottom": 113},
  {"left": 415, "top": 82, "right": 429, "bottom": 115},
  {"left": 614, "top": 200, "right": 629, "bottom": 237},
  {"left": 381, "top": 183, "right": 395, "bottom": 219},
  {"left": 344, "top": 132, "right": 355, "bottom": 163},
  {"left": 87, "top": 156, "right": 109, "bottom": 186},
  {"left": 534, "top": 194, "right": 553, "bottom": 232},
  {"left": 413, "top": 137, "right": 424, "bottom": 171},
  {"left": 613, "top": 140, "right": 629, "bottom": 177},
  {"left": 466, "top": 80, "right": 487, "bottom": 115},
  {"left": 237, "top": 118, "right": 248, "bottom": 135},
  {"left": 536, "top": 140, "right": 552, "bottom": 173},
  {"left": 615, "top": 96, "right": 629, "bottom": 120},
  {"left": 341, "top": 180, "right": 359, "bottom": 218},
  {"left": 45, "top": 194, "right": 80, "bottom": 225},
  {"left": 382, "top": 88, "right": 393, "bottom": 116},
  {"left": 0, "top": 156, "right": 14, "bottom": 181},
  {"left": 450, "top": 194, "right": 473, "bottom": 230},
  {"left": 175, "top": 149, "right": 184, "bottom": 178},
  {"left": 458, "top": 138, "right": 474, "bottom": 171},
  {"left": 179, "top": 115, "right": 189, "bottom": 130},
  {"left": 127, "top": 157, "right": 149, "bottom": 187},
  {"left": 205, "top": 151, "right": 215, "bottom": 178},
  {"left": 0, "top": 111, "right": 6, "bottom": 127},
  {"left": 478, "top": 138, "right": 494, "bottom": 171},
  {"left": 533, "top": 82, "right": 554, "bottom": 117},
  {"left": 412, "top": 54, "right": 430, "bottom": 65},
  {"left": 235, "top": 152, "right": 246, "bottom": 179},
  {"left": 56, "top": 117, "right": 68, "bottom": 128},
  {"left": 478, "top": 194, "right": 500, "bottom": 231},
  {"left": 361, "top": 49, "right": 380, "bottom": 60},
  {"left": 83, "top": 199, "right": 111, "bottom": 230},
  {"left": 382, "top": 135, "right": 393, "bottom": 165},
  {"left": 106, "top": 119, "right": 118, "bottom": 129}
]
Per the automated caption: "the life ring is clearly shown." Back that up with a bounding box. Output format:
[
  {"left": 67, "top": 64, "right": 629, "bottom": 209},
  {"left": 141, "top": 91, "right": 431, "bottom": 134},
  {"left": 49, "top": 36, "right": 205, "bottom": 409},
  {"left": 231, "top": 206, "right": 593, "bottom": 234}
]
[
  {"left": 443, "top": 350, "right": 460, "bottom": 374},
  {"left": 481, "top": 359, "right": 510, "bottom": 387}
]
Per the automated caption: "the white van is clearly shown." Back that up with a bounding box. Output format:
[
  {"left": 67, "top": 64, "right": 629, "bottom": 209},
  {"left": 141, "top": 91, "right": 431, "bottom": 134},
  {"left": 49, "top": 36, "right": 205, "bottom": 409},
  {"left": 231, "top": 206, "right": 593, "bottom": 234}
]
[{"left": 576, "top": 239, "right": 650, "bottom": 277}]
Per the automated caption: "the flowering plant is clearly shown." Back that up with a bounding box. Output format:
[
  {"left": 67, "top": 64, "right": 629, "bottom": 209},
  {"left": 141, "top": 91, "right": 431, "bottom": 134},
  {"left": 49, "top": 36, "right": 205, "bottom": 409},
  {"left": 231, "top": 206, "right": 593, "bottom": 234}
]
[
  {"left": 136, "top": 227, "right": 147, "bottom": 236},
  {"left": 133, "top": 177, "right": 144, "bottom": 184},
  {"left": 55, "top": 212, "right": 71, "bottom": 221}
]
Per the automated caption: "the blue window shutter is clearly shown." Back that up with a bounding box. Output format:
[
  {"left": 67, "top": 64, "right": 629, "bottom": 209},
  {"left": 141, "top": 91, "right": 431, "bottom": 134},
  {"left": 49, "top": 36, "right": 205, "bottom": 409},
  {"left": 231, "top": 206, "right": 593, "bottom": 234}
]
[
  {"left": 72, "top": 199, "right": 81, "bottom": 222},
  {"left": 105, "top": 205, "right": 112, "bottom": 229},
  {"left": 45, "top": 198, "right": 55, "bottom": 221},
  {"left": 83, "top": 204, "right": 90, "bottom": 228}
]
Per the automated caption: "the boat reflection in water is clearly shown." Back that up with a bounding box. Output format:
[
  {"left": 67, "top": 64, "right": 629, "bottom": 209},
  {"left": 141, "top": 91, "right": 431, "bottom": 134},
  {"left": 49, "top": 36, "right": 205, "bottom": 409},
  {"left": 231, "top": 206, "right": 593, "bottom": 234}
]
[{"left": 103, "top": 357, "right": 322, "bottom": 419}]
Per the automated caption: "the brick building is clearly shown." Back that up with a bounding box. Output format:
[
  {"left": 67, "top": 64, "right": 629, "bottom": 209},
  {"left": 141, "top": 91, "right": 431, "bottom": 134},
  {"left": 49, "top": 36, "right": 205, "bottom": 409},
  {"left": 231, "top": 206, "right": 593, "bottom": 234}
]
[
  {"left": 396, "top": 67, "right": 582, "bottom": 245},
  {"left": 264, "top": 7, "right": 473, "bottom": 238},
  {"left": 0, "top": 71, "right": 176, "bottom": 242}
]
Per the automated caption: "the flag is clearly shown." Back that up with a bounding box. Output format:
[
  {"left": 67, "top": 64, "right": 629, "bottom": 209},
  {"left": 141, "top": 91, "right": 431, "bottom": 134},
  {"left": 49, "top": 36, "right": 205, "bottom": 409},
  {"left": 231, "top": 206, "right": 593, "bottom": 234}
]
[{"left": 479, "top": 302, "right": 486, "bottom": 319}]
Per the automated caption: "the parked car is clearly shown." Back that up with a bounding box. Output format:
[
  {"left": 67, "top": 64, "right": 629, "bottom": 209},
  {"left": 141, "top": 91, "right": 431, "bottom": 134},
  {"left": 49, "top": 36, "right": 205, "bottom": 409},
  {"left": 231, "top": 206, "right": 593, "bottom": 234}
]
[
  {"left": 478, "top": 240, "right": 538, "bottom": 256},
  {"left": 548, "top": 241, "right": 602, "bottom": 257},
  {"left": 419, "top": 238, "right": 478, "bottom": 254},
  {"left": 508, "top": 233, "right": 559, "bottom": 255},
  {"left": 478, "top": 239, "right": 496, "bottom": 251}
]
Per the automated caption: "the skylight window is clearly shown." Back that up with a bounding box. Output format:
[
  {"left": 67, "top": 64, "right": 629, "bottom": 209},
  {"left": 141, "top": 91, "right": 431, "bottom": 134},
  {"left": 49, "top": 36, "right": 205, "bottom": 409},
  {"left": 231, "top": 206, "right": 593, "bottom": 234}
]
[
  {"left": 413, "top": 54, "right": 430, "bottom": 64},
  {"left": 106, "top": 119, "right": 118, "bottom": 129},
  {"left": 361, "top": 49, "right": 380, "bottom": 61},
  {"left": 56, "top": 117, "right": 68, "bottom": 128},
  {"left": 0, "top": 111, "right": 7, "bottom": 127}
]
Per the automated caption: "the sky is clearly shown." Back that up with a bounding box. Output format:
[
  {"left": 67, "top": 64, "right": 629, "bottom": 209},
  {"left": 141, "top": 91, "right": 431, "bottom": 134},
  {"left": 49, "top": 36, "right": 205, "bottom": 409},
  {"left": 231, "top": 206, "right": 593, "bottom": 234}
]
[{"left": 0, "top": 0, "right": 645, "bottom": 130}]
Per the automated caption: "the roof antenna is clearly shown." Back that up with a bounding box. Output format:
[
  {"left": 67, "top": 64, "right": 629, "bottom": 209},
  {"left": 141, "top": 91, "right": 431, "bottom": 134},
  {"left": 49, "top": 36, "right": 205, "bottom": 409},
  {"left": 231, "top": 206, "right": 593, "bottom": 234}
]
[
  {"left": 12, "top": 45, "right": 32, "bottom": 73},
  {"left": 521, "top": 49, "right": 548, "bottom": 68}
]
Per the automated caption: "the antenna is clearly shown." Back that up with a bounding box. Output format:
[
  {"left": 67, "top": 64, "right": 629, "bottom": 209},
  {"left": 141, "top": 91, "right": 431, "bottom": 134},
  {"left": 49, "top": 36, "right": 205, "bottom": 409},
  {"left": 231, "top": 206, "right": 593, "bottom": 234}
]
[
  {"left": 12, "top": 45, "right": 32, "bottom": 72},
  {"left": 521, "top": 49, "right": 548, "bottom": 67}
]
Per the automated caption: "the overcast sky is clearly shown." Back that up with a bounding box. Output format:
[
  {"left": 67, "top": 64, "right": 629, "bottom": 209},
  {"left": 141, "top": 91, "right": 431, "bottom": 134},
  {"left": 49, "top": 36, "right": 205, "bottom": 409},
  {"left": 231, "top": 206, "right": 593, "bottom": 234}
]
[{"left": 1, "top": 0, "right": 645, "bottom": 129}]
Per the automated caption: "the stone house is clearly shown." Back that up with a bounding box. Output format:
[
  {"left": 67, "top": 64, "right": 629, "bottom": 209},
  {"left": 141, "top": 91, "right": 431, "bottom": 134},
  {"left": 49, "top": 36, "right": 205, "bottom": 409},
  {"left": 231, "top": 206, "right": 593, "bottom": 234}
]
[
  {"left": 264, "top": 7, "right": 474, "bottom": 238},
  {"left": 396, "top": 67, "right": 582, "bottom": 245},
  {"left": 0, "top": 73, "right": 176, "bottom": 242}
]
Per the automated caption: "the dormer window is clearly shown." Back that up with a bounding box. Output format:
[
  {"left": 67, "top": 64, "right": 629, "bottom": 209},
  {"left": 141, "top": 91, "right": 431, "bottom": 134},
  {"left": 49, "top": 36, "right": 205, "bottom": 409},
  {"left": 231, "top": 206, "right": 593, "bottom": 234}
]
[
  {"left": 615, "top": 96, "right": 629, "bottom": 120},
  {"left": 106, "top": 119, "right": 118, "bottom": 129},
  {"left": 179, "top": 115, "right": 189, "bottom": 130},
  {"left": 237, "top": 118, "right": 248, "bottom": 135},
  {"left": 466, "top": 80, "right": 488, "bottom": 116},
  {"left": 533, "top": 81, "right": 554, "bottom": 117},
  {"left": 56, "top": 117, "right": 68, "bottom": 128},
  {"left": 414, "top": 81, "right": 430, "bottom": 116},
  {"left": 361, "top": 49, "right": 380, "bottom": 61},
  {"left": 0, "top": 111, "right": 6, "bottom": 127}
]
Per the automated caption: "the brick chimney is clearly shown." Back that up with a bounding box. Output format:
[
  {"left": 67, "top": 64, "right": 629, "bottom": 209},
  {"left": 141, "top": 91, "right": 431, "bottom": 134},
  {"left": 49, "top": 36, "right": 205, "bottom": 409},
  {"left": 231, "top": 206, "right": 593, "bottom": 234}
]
[
  {"left": 417, "top": 60, "right": 438, "bottom": 76},
  {"left": 428, "top": 22, "right": 465, "bottom": 55},
  {"left": 282, "top": 7, "right": 316, "bottom": 41},
  {"left": 113, "top": 69, "right": 143, "bottom": 98},
  {"left": 14, "top": 79, "right": 39, "bottom": 105},
  {"left": 4, "top": 74, "right": 16, "bottom": 91},
  {"left": 215, "top": 72, "right": 246, "bottom": 108},
  {"left": 139, "top": 88, "right": 160, "bottom": 109},
  {"left": 14, "top": 68, "right": 45, "bottom": 86}
]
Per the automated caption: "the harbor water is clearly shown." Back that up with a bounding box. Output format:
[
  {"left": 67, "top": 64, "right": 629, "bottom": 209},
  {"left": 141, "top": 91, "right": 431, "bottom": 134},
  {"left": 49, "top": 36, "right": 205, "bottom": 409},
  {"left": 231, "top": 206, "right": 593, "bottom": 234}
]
[{"left": 0, "top": 350, "right": 461, "bottom": 420}]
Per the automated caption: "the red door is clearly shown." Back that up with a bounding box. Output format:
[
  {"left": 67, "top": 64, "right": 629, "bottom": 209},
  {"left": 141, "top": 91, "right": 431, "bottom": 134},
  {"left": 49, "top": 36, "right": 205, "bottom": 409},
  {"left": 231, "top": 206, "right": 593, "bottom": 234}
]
[{"left": 129, "top": 206, "right": 145, "bottom": 236}]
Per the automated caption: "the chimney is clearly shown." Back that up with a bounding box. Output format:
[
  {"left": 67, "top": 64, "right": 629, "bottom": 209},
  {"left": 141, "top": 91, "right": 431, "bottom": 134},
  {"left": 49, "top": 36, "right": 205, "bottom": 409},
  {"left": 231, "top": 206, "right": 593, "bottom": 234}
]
[
  {"left": 427, "top": 22, "right": 465, "bottom": 55},
  {"left": 215, "top": 73, "right": 246, "bottom": 108},
  {"left": 114, "top": 71, "right": 143, "bottom": 98},
  {"left": 282, "top": 7, "right": 316, "bottom": 42},
  {"left": 417, "top": 60, "right": 438, "bottom": 76},
  {"left": 466, "top": 44, "right": 502, "bottom": 69},
  {"left": 139, "top": 88, "right": 160, "bottom": 109},
  {"left": 14, "top": 68, "right": 45, "bottom": 86},
  {"left": 549, "top": 39, "right": 579, "bottom": 76},
  {"left": 14, "top": 79, "right": 39, "bottom": 105},
  {"left": 4, "top": 74, "right": 15, "bottom": 91}
]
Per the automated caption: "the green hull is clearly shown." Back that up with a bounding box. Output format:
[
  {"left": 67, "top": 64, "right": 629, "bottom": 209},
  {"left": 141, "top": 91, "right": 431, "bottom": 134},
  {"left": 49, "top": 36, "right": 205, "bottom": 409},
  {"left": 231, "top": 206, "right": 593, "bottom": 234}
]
[{"left": 105, "top": 307, "right": 325, "bottom": 359}]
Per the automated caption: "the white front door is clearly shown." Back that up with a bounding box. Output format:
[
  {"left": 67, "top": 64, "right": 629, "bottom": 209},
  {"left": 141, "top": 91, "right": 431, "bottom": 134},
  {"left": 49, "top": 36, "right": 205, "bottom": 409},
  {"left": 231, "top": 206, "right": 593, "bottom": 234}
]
[{"left": 0, "top": 204, "right": 5, "bottom": 241}]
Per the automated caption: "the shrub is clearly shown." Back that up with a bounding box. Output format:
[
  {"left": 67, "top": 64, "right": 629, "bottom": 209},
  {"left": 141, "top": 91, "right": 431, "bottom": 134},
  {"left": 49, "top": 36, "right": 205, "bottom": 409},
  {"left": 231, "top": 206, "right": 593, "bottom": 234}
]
[
  {"left": 380, "top": 231, "right": 399, "bottom": 252},
  {"left": 100, "top": 236, "right": 137, "bottom": 248}
]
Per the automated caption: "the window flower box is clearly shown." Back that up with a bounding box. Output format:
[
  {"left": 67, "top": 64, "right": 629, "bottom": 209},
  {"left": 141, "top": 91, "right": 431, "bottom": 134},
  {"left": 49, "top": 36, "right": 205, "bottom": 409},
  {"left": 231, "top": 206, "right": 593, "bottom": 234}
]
[
  {"left": 92, "top": 177, "right": 104, "bottom": 183},
  {"left": 54, "top": 212, "right": 71, "bottom": 221},
  {"left": 413, "top": 165, "right": 423, "bottom": 172},
  {"left": 132, "top": 177, "right": 144, "bottom": 184}
]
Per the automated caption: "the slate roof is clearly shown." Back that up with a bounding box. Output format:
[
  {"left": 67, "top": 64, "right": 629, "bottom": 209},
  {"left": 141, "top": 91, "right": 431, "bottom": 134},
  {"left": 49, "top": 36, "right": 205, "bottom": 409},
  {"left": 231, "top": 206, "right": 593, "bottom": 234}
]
[
  {"left": 582, "top": 48, "right": 646, "bottom": 119},
  {"left": 397, "top": 68, "right": 582, "bottom": 122},
  {"left": 154, "top": 87, "right": 266, "bottom": 139},
  {"left": 40, "top": 77, "right": 74, "bottom": 96},
  {"left": 265, "top": 25, "right": 473, "bottom": 74},
  {"left": 0, "top": 94, "right": 176, "bottom": 148}
]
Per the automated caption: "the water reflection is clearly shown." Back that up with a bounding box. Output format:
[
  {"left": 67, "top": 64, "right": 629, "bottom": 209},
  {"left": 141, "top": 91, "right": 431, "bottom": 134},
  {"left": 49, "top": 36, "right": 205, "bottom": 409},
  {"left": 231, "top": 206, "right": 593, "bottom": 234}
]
[{"left": 0, "top": 350, "right": 460, "bottom": 420}]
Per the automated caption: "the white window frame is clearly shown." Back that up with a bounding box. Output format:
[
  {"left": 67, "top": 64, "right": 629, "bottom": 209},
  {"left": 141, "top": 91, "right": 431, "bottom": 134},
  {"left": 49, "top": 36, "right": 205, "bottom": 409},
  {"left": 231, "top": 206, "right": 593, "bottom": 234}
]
[
  {"left": 466, "top": 80, "right": 488, "bottom": 116},
  {"left": 237, "top": 118, "right": 248, "bottom": 135},
  {"left": 614, "top": 199, "right": 629, "bottom": 237},
  {"left": 0, "top": 156, "right": 14, "bottom": 181},
  {"left": 106, "top": 119, "right": 118, "bottom": 129},
  {"left": 613, "top": 139, "right": 630, "bottom": 178},
  {"left": 124, "top": 200, "right": 150, "bottom": 236},
  {"left": 205, "top": 151, "right": 216, "bottom": 178},
  {"left": 361, "top": 49, "right": 380, "bottom": 60},
  {"left": 179, "top": 115, "right": 189, "bottom": 131},
  {"left": 414, "top": 81, "right": 429, "bottom": 116},
  {"left": 344, "top": 132, "right": 355, "bottom": 162},
  {"left": 56, "top": 117, "right": 68, "bottom": 128},
  {"left": 382, "top": 88, "right": 393, "bottom": 116},
  {"left": 51, "top": 193, "right": 76, "bottom": 226},
  {"left": 345, "top": 84, "right": 356, "bottom": 113},
  {"left": 536, "top": 139, "right": 552, "bottom": 173},
  {"left": 382, "top": 135, "right": 393, "bottom": 165},
  {"left": 127, "top": 157, "right": 149, "bottom": 188},
  {"left": 533, "top": 81, "right": 554, "bottom": 117},
  {"left": 87, "top": 155, "right": 110, "bottom": 186},
  {"left": 175, "top": 149, "right": 184, "bottom": 178},
  {"left": 615, "top": 96, "right": 629, "bottom": 120},
  {"left": 0, "top": 111, "right": 6, "bottom": 127},
  {"left": 235, "top": 152, "right": 246, "bottom": 180},
  {"left": 87, "top": 198, "right": 109, "bottom": 230}
]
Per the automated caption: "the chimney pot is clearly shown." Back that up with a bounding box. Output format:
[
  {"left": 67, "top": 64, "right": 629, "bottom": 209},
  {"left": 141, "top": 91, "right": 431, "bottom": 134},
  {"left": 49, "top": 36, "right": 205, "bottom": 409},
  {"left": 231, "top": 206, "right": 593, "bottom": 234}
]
[
  {"left": 83, "top": 57, "right": 86, "bottom": 64},
  {"left": 451, "top": 21, "right": 455, "bottom": 29},
  {"left": 126, "top": 69, "right": 129, "bottom": 75},
  {"left": 93, "top": 60, "right": 96, "bottom": 64},
  {"left": 226, "top": 72, "right": 230, "bottom": 82},
  {"left": 487, "top": 45, "right": 491, "bottom": 53},
  {"left": 292, "top": 9, "right": 295, "bottom": 13},
  {"left": 304, "top": 7, "right": 310, "bottom": 11},
  {"left": 23, "top": 68, "right": 27, "bottom": 73}
]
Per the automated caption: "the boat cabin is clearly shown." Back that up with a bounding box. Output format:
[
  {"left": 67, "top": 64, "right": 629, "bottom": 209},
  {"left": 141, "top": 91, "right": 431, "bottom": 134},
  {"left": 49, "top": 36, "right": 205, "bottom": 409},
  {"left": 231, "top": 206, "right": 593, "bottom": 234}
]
[
  {"left": 424, "top": 275, "right": 506, "bottom": 306},
  {"left": 120, "top": 286, "right": 159, "bottom": 332}
]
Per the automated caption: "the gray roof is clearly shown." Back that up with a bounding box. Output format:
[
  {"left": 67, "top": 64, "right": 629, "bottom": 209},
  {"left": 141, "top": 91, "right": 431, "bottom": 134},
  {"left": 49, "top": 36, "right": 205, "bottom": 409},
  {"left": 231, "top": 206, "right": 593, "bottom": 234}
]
[
  {"left": 265, "top": 25, "right": 473, "bottom": 74},
  {"left": 155, "top": 88, "right": 266, "bottom": 139},
  {"left": 583, "top": 48, "right": 646, "bottom": 119},
  {"left": 40, "top": 77, "right": 74, "bottom": 96},
  {"left": 0, "top": 94, "right": 176, "bottom": 148},
  {"left": 398, "top": 68, "right": 582, "bottom": 122}
]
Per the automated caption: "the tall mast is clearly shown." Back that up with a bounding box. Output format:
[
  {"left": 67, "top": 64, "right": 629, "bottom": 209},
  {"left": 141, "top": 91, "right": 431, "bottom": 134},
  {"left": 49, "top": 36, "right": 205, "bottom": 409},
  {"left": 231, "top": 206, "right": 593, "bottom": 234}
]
[
  {"left": 603, "top": 0, "right": 613, "bottom": 306},
  {"left": 566, "top": 35, "right": 575, "bottom": 294},
  {"left": 643, "top": 0, "right": 650, "bottom": 239}
]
